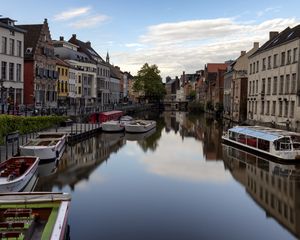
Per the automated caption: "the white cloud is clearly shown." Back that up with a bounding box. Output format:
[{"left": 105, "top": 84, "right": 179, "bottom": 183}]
[
  {"left": 257, "top": 6, "right": 281, "bottom": 17},
  {"left": 54, "top": 7, "right": 91, "bottom": 21},
  {"left": 69, "top": 15, "right": 109, "bottom": 29},
  {"left": 125, "top": 43, "right": 145, "bottom": 48},
  {"left": 113, "top": 17, "right": 299, "bottom": 79}
]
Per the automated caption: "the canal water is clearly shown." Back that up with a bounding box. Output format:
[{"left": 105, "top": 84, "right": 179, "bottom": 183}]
[{"left": 34, "top": 112, "right": 300, "bottom": 239}]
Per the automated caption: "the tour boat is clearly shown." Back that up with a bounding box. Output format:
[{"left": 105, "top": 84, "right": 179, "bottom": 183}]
[
  {"left": 222, "top": 125, "right": 300, "bottom": 161},
  {"left": 125, "top": 120, "right": 156, "bottom": 133},
  {"left": 102, "top": 115, "right": 134, "bottom": 132},
  {"left": 19, "top": 132, "right": 66, "bottom": 164},
  {"left": 0, "top": 156, "right": 39, "bottom": 192},
  {"left": 0, "top": 192, "right": 71, "bottom": 240}
]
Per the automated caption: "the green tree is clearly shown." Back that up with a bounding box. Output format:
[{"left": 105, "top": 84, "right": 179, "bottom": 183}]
[{"left": 133, "top": 63, "right": 166, "bottom": 102}]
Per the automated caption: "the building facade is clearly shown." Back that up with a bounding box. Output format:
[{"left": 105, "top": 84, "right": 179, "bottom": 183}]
[
  {"left": 19, "top": 19, "right": 58, "bottom": 111},
  {"left": 248, "top": 27, "right": 300, "bottom": 131},
  {"left": 0, "top": 18, "right": 25, "bottom": 113}
]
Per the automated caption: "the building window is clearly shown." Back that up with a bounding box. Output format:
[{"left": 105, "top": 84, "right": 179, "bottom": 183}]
[
  {"left": 256, "top": 80, "right": 258, "bottom": 94},
  {"left": 293, "top": 48, "right": 298, "bottom": 63},
  {"left": 287, "top": 50, "right": 291, "bottom": 64},
  {"left": 253, "top": 62, "right": 255, "bottom": 73},
  {"left": 291, "top": 73, "right": 297, "bottom": 94},
  {"left": 17, "top": 41, "right": 22, "bottom": 57},
  {"left": 250, "top": 64, "right": 252, "bottom": 74},
  {"left": 249, "top": 81, "right": 252, "bottom": 95},
  {"left": 1, "top": 61, "right": 7, "bottom": 80},
  {"left": 262, "top": 78, "right": 266, "bottom": 94},
  {"left": 281, "top": 52, "right": 285, "bottom": 66},
  {"left": 267, "top": 77, "right": 271, "bottom": 95},
  {"left": 256, "top": 61, "right": 259, "bottom": 72},
  {"left": 272, "top": 101, "right": 276, "bottom": 115},
  {"left": 268, "top": 56, "right": 271, "bottom": 69},
  {"left": 285, "top": 74, "right": 290, "bottom": 94},
  {"left": 290, "top": 101, "right": 295, "bottom": 118},
  {"left": 255, "top": 101, "right": 257, "bottom": 114},
  {"left": 274, "top": 54, "right": 278, "bottom": 68},
  {"left": 266, "top": 101, "right": 270, "bottom": 115},
  {"left": 273, "top": 76, "right": 277, "bottom": 95},
  {"left": 16, "top": 64, "right": 21, "bottom": 82},
  {"left": 261, "top": 101, "right": 265, "bottom": 114},
  {"left": 262, "top": 58, "right": 266, "bottom": 71},
  {"left": 9, "top": 39, "right": 14, "bottom": 56},
  {"left": 9, "top": 63, "right": 14, "bottom": 81},
  {"left": 1, "top": 37, "right": 7, "bottom": 54},
  {"left": 279, "top": 101, "right": 283, "bottom": 117},
  {"left": 279, "top": 75, "right": 284, "bottom": 94},
  {"left": 284, "top": 101, "right": 289, "bottom": 117}
]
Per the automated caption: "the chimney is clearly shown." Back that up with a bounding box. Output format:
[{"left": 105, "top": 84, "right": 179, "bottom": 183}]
[
  {"left": 72, "top": 34, "right": 76, "bottom": 39},
  {"left": 86, "top": 41, "right": 91, "bottom": 47},
  {"left": 253, "top": 42, "right": 259, "bottom": 49},
  {"left": 241, "top": 51, "right": 246, "bottom": 56},
  {"left": 269, "top": 31, "right": 279, "bottom": 40},
  {"left": 59, "top": 36, "right": 64, "bottom": 41}
]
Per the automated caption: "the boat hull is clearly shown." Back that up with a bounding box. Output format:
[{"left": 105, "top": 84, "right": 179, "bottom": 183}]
[
  {"left": 20, "top": 136, "right": 66, "bottom": 164},
  {"left": 0, "top": 157, "right": 39, "bottom": 192},
  {"left": 125, "top": 121, "right": 156, "bottom": 133},
  {"left": 222, "top": 136, "right": 298, "bottom": 162},
  {"left": 102, "top": 121, "right": 125, "bottom": 132}
]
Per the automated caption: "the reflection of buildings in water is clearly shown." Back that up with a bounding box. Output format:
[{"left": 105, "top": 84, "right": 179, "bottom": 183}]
[
  {"left": 35, "top": 134, "right": 125, "bottom": 192},
  {"left": 223, "top": 144, "right": 300, "bottom": 239},
  {"left": 163, "top": 112, "right": 223, "bottom": 161},
  {"left": 163, "top": 112, "right": 179, "bottom": 133}
]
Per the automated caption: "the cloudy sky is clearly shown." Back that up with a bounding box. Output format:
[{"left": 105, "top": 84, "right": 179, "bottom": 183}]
[{"left": 2, "top": 0, "right": 300, "bottom": 79}]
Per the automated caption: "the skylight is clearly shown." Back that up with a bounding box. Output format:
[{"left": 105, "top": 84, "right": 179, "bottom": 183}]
[{"left": 287, "top": 31, "right": 294, "bottom": 39}]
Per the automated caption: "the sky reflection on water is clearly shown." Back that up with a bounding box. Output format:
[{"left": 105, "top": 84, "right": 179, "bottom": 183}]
[{"left": 35, "top": 112, "right": 297, "bottom": 240}]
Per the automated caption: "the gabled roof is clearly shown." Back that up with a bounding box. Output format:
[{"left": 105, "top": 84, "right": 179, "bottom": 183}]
[
  {"left": 55, "top": 57, "right": 70, "bottom": 67},
  {"left": 17, "top": 24, "right": 43, "bottom": 58},
  {"left": 206, "top": 63, "right": 227, "bottom": 72},
  {"left": 251, "top": 25, "right": 300, "bottom": 57},
  {"left": 68, "top": 35, "right": 106, "bottom": 64},
  {"left": 110, "top": 65, "right": 121, "bottom": 79}
]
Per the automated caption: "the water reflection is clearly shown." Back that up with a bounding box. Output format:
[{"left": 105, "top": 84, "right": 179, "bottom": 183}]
[
  {"left": 223, "top": 144, "right": 300, "bottom": 239},
  {"left": 35, "top": 133, "right": 126, "bottom": 192}
]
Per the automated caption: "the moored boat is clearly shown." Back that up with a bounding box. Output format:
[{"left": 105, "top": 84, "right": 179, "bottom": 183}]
[
  {"left": 102, "top": 115, "right": 134, "bottom": 132},
  {"left": 0, "top": 192, "right": 71, "bottom": 240},
  {"left": 19, "top": 132, "right": 66, "bottom": 164},
  {"left": 0, "top": 156, "right": 39, "bottom": 192},
  {"left": 125, "top": 120, "right": 156, "bottom": 133},
  {"left": 222, "top": 125, "right": 300, "bottom": 161}
]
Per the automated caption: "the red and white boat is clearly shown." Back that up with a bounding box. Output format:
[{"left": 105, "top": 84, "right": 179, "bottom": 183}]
[{"left": 0, "top": 156, "right": 39, "bottom": 192}]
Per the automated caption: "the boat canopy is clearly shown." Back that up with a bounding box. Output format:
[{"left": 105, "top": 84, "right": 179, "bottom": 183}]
[{"left": 229, "top": 127, "right": 282, "bottom": 142}]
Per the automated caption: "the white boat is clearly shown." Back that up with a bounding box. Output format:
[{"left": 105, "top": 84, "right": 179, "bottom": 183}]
[
  {"left": 0, "top": 192, "right": 71, "bottom": 240},
  {"left": 125, "top": 127, "right": 156, "bottom": 141},
  {"left": 125, "top": 120, "right": 156, "bottom": 133},
  {"left": 0, "top": 156, "right": 39, "bottom": 192},
  {"left": 222, "top": 125, "right": 300, "bottom": 161},
  {"left": 102, "top": 115, "right": 134, "bottom": 132},
  {"left": 19, "top": 132, "right": 66, "bottom": 164}
]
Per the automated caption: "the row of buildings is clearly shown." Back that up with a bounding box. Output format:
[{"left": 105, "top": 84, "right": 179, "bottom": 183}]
[
  {"left": 165, "top": 25, "right": 300, "bottom": 132},
  {"left": 0, "top": 17, "right": 134, "bottom": 114}
]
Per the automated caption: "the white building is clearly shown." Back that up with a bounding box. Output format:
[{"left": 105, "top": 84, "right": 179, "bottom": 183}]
[
  {"left": 248, "top": 27, "right": 300, "bottom": 131},
  {"left": 0, "top": 18, "right": 25, "bottom": 112}
]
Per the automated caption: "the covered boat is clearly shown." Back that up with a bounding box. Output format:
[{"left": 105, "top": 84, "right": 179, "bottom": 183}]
[
  {"left": 19, "top": 132, "right": 66, "bottom": 164},
  {"left": 222, "top": 125, "right": 300, "bottom": 161},
  {"left": 0, "top": 156, "right": 39, "bottom": 192},
  {"left": 0, "top": 192, "right": 71, "bottom": 240}
]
